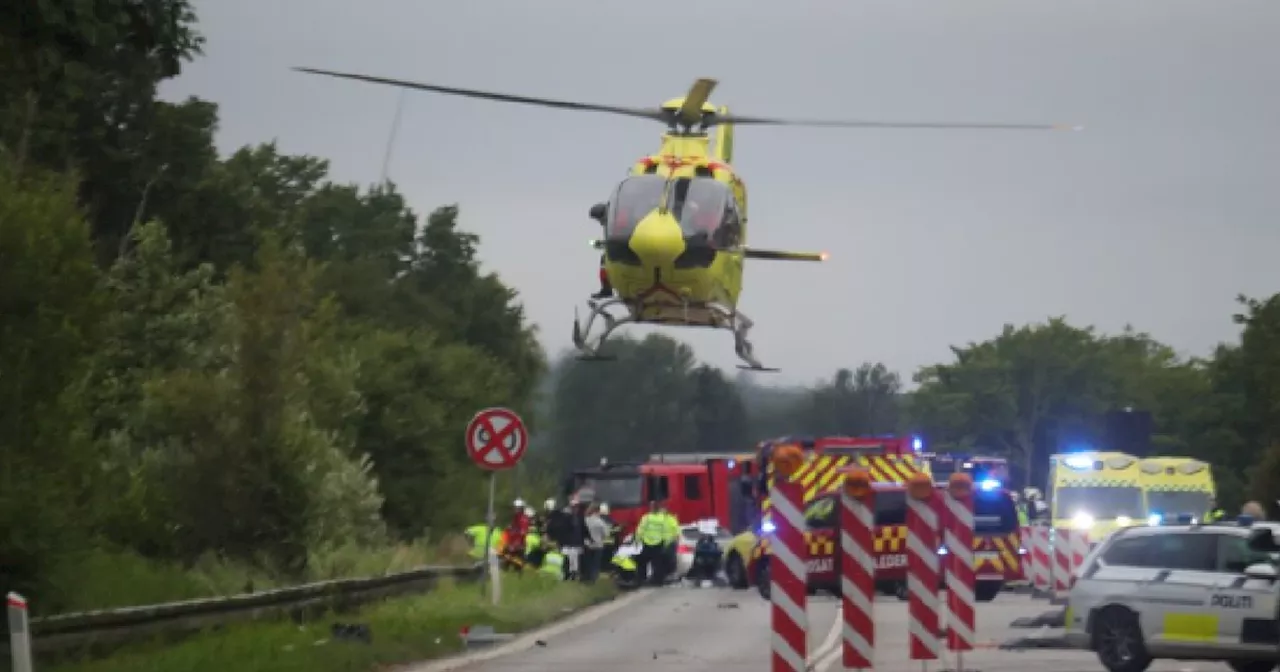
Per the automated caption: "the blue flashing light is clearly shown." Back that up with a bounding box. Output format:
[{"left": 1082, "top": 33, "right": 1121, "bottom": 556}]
[
  {"left": 912, "top": 437, "right": 923, "bottom": 452},
  {"left": 937, "top": 546, "right": 948, "bottom": 555},
  {"left": 1064, "top": 455, "right": 1094, "bottom": 470},
  {"left": 760, "top": 520, "right": 777, "bottom": 534},
  {"left": 1147, "top": 513, "right": 1163, "bottom": 526},
  {"left": 979, "top": 479, "right": 1001, "bottom": 492},
  {"left": 727, "top": 459, "right": 736, "bottom": 469}
]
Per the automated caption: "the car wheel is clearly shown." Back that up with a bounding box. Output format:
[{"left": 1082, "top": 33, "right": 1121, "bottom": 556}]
[
  {"left": 726, "top": 553, "right": 748, "bottom": 589},
  {"left": 975, "top": 582, "right": 1002, "bottom": 602},
  {"left": 1093, "top": 607, "right": 1153, "bottom": 672},
  {"left": 1228, "top": 662, "right": 1276, "bottom": 672},
  {"left": 755, "top": 559, "right": 771, "bottom": 600}
]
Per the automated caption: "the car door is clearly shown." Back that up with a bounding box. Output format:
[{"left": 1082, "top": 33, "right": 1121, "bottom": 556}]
[
  {"left": 1212, "top": 531, "right": 1280, "bottom": 655},
  {"left": 1133, "top": 531, "right": 1225, "bottom": 655}
]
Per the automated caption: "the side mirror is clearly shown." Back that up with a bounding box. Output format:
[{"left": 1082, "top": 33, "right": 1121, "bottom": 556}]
[
  {"left": 589, "top": 203, "right": 607, "bottom": 222},
  {"left": 1244, "top": 562, "right": 1278, "bottom": 581},
  {"left": 1247, "top": 527, "right": 1280, "bottom": 552}
]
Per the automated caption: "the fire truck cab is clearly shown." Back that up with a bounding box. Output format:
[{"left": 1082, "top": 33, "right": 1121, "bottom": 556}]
[{"left": 562, "top": 453, "right": 757, "bottom": 538}]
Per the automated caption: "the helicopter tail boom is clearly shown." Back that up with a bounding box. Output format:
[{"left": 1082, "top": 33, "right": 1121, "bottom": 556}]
[{"left": 742, "top": 248, "right": 828, "bottom": 262}]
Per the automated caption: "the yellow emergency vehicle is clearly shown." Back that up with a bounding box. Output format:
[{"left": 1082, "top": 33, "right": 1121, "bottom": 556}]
[
  {"left": 1048, "top": 451, "right": 1145, "bottom": 544},
  {"left": 1138, "top": 456, "right": 1215, "bottom": 524}
]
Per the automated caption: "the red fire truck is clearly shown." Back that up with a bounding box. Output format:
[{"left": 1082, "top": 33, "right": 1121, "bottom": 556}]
[
  {"left": 561, "top": 435, "right": 923, "bottom": 539},
  {"left": 561, "top": 452, "right": 757, "bottom": 537}
]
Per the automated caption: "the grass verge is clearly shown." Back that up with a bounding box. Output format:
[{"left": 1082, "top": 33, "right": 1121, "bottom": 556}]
[
  {"left": 43, "top": 574, "right": 618, "bottom": 672},
  {"left": 36, "top": 538, "right": 472, "bottom": 615}
]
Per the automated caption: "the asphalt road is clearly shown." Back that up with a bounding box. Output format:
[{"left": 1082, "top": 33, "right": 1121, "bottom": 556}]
[{"left": 442, "top": 586, "right": 1231, "bottom": 672}]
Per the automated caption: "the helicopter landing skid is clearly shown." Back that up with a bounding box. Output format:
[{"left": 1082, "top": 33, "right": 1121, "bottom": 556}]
[
  {"left": 572, "top": 297, "right": 775, "bottom": 371},
  {"left": 726, "top": 307, "right": 775, "bottom": 372},
  {"left": 572, "top": 297, "right": 634, "bottom": 360}
]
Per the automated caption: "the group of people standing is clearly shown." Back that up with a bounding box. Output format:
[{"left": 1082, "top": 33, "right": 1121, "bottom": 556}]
[{"left": 477, "top": 498, "right": 622, "bottom": 583}]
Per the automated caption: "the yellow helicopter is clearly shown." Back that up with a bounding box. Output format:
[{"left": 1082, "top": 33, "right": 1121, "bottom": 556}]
[{"left": 294, "top": 69, "right": 1078, "bottom": 371}]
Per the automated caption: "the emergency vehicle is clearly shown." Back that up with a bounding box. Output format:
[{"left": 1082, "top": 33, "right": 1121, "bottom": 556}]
[
  {"left": 561, "top": 452, "right": 756, "bottom": 537},
  {"left": 747, "top": 477, "right": 1021, "bottom": 601},
  {"left": 1064, "top": 517, "right": 1279, "bottom": 672},
  {"left": 1138, "top": 457, "right": 1216, "bottom": 525},
  {"left": 1049, "top": 451, "right": 1146, "bottom": 545},
  {"left": 722, "top": 435, "right": 924, "bottom": 589},
  {"left": 926, "top": 453, "right": 1010, "bottom": 489}
]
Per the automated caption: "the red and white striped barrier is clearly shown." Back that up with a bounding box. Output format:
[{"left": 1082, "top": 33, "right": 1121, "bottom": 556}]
[
  {"left": 905, "top": 474, "right": 941, "bottom": 662},
  {"left": 943, "top": 481, "right": 976, "bottom": 655},
  {"left": 1028, "top": 526, "right": 1051, "bottom": 595},
  {"left": 840, "top": 470, "right": 876, "bottom": 670},
  {"left": 1052, "top": 527, "right": 1087, "bottom": 593},
  {"left": 1070, "top": 529, "right": 1089, "bottom": 577},
  {"left": 770, "top": 448, "right": 809, "bottom": 672}
]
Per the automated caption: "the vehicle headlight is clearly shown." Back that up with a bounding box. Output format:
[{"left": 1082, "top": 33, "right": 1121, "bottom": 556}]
[
  {"left": 1116, "top": 516, "right": 1132, "bottom": 527},
  {"left": 1072, "top": 512, "right": 1095, "bottom": 530},
  {"left": 1147, "top": 513, "right": 1162, "bottom": 526},
  {"left": 760, "top": 521, "right": 776, "bottom": 534},
  {"left": 937, "top": 546, "right": 948, "bottom": 555}
]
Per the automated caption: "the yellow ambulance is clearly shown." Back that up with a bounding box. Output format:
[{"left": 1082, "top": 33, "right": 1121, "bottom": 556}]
[
  {"left": 1137, "top": 456, "right": 1215, "bottom": 524},
  {"left": 1048, "top": 451, "right": 1145, "bottom": 545}
]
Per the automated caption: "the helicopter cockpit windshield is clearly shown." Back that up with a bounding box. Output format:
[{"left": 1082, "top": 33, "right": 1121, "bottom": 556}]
[{"left": 606, "top": 175, "right": 736, "bottom": 245}]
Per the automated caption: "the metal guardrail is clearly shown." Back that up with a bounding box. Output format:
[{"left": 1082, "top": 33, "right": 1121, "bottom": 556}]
[{"left": 3, "top": 564, "right": 482, "bottom": 656}]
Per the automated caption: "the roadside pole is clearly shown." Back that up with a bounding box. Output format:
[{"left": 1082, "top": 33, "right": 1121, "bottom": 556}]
[
  {"left": 8, "top": 592, "right": 33, "bottom": 672},
  {"left": 465, "top": 407, "right": 530, "bottom": 607}
]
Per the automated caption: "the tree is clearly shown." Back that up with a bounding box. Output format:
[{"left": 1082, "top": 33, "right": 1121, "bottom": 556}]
[
  {"left": 800, "top": 363, "right": 903, "bottom": 435},
  {"left": 0, "top": 163, "right": 104, "bottom": 597},
  {"left": 909, "top": 319, "right": 1116, "bottom": 488},
  {"left": 547, "top": 335, "right": 704, "bottom": 467}
]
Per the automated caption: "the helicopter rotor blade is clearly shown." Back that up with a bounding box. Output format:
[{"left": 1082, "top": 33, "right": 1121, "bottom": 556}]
[
  {"left": 714, "top": 114, "right": 1082, "bottom": 132},
  {"left": 677, "top": 78, "right": 718, "bottom": 124},
  {"left": 294, "top": 67, "right": 667, "bottom": 122}
]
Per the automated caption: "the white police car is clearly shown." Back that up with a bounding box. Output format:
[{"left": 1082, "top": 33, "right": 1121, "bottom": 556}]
[{"left": 1064, "top": 515, "right": 1279, "bottom": 672}]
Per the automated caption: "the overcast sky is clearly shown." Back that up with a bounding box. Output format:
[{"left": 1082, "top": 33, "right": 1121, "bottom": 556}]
[{"left": 161, "top": 0, "right": 1280, "bottom": 386}]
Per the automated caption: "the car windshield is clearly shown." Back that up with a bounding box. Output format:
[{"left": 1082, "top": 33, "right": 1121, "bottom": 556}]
[
  {"left": 1146, "top": 490, "right": 1212, "bottom": 517},
  {"left": 577, "top": 475, "right": 643, "bottom": 508},
  {"left": 1055, "top": 486, "right": 1145, "bottom": 519}
]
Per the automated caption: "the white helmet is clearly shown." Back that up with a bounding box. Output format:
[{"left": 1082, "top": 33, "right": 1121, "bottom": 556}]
[
  {"left": 524, "top": 507, "right": 535, "bottom": 517},
  {"left": 513, "top": 498, "right": 525, "bottom": 508},
  {"left": 599, "top": 503, "right": 610, "bottom": 515},
  {"left": 544, "top": 498, "right": 556, "bottom": 511}
]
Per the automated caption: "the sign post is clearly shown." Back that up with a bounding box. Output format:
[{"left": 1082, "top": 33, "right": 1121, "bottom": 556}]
[
  {"left": 7, "top": 592, "right": 33, "bottom": 672},
  {"left": 465, "top": 407, "right": 529, "bottom": 606}
]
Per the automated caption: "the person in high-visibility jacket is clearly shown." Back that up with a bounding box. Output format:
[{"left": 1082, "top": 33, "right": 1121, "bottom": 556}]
[
  {"left": 464, "top": 524, "right": 503, "bottom": 561},
  {"left": 1205, "top": 495, "right": 1226, "bottom": 523},
  {"left": 540, "top": 548, "right": 565, "bottom": 578},
  {"left": 634, "top": 503, "right": 668, "bottom": 585}
]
